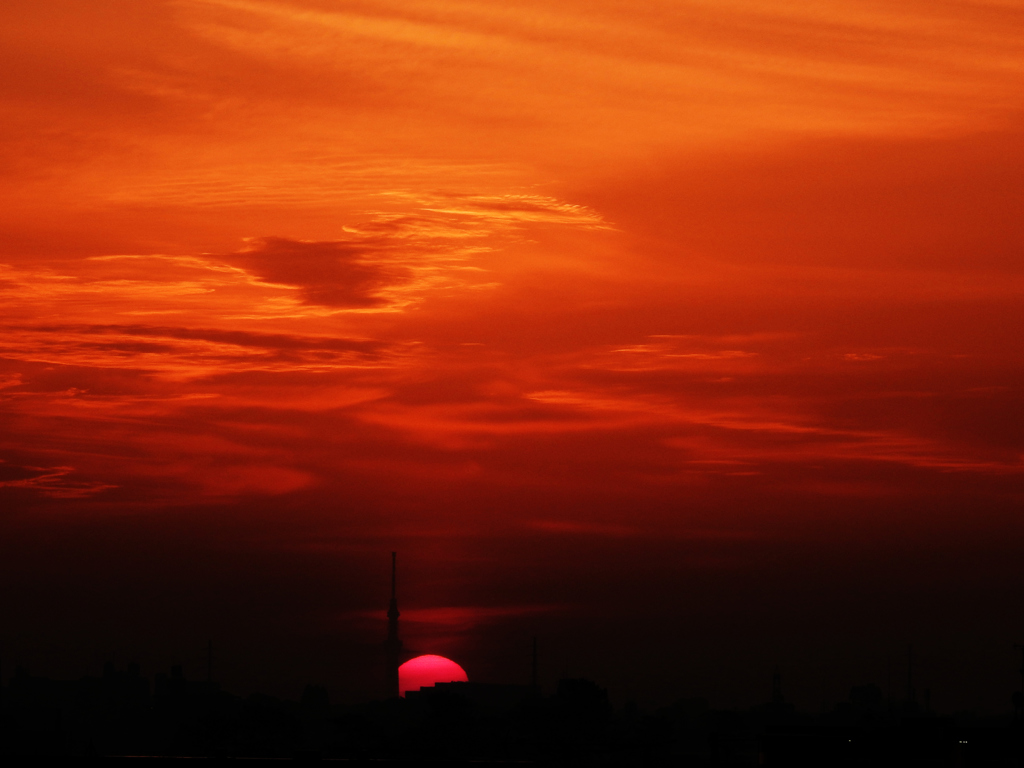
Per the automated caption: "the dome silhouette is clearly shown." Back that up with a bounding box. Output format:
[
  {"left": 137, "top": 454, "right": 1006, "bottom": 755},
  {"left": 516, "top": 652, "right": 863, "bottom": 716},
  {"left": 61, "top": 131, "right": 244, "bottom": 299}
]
[{"left": 398, "top": 654, "right": 468, "bottom": 697}]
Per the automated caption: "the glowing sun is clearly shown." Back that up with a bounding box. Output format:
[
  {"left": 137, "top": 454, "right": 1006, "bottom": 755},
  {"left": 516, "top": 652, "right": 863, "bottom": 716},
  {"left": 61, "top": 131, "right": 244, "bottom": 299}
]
[{"left": 398, "top": 654, "right": 468, "bottom": 697}]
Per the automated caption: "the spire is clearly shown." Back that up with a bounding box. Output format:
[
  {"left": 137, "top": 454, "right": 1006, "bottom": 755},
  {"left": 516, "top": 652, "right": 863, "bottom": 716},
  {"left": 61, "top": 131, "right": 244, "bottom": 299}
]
[
  {"left": 531, "top": 637, "right": 538, "bottom": 693},
  {"left": 772, "top": 667, "right": 783, "bottom": 705},
  {"left": 907, "top": 644, "right": 916, "bottom": 707},
  {"left": 385, "top": 551, "right": 402, "bottom": 698}
]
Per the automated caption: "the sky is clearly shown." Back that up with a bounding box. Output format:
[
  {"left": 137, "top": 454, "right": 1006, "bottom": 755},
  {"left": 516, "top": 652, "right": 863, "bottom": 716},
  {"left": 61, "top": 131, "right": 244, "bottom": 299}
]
[{"left": 2, "top": 0, "right": 1024, "bottom": 711}]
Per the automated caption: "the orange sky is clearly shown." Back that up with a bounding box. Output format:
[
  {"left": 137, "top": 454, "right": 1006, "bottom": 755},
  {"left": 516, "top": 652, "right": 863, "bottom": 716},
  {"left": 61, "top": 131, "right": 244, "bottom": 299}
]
[{"left": 2, "top": 0, "right": 1023, "bottom": 708}]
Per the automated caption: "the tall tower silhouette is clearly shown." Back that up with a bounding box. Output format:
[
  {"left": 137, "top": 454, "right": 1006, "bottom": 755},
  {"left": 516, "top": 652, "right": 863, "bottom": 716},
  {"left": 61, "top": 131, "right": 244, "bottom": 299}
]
[
  {"left": 906, "top": 644, "right": 916, "bottom": 709},
  {"left": 531, "top": 637, "right": 538, "bottom": 692},
  {"left": 385, "top": 551, "right": 402, "bottom": 698}
]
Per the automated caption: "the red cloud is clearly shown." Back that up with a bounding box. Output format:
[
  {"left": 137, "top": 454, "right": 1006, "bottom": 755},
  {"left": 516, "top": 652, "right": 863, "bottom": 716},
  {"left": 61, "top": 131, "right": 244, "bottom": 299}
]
[{"left": 223, "top": 237, "right": 413, "bottom": 308}]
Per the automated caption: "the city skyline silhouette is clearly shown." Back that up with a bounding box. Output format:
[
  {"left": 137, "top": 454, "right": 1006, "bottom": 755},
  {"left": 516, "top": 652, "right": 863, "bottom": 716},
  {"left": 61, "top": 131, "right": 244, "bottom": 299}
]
[{"left": 3, "top": 551, "right": 1023, "bottom": 762}]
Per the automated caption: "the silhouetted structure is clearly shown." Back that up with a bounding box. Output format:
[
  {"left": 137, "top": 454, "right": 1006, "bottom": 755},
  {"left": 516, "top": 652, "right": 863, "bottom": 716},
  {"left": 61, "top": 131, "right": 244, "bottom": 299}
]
[
  {"left": 405, "top": 681, "right": 533, "bottom": 713},
  {"left": 1017, "top": 644, "right": 1024, "bottom": 698},
  {"left": 3, "top": 661, "right": 1023, "bottom": 763},
  {"left": 756, "top": 669, "right": 794, "bottom": 722},
  {"left": 4, "top": 585, "right": 1024, "bottom": 763},
  {"left": 906, "top": 644, "right": 917, "bottom": 714},
  {"left": 384, "top": 551, "right": 402, "bottom": 699},
  {"left": 531, "top": 637, "right": 538, "bottom": 693}
]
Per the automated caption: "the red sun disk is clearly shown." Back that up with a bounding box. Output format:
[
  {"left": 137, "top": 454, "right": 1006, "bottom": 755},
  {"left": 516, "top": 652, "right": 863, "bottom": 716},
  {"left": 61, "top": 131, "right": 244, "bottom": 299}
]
[{"left": 398, "top": 654, "right": 469, "bottom": 697}]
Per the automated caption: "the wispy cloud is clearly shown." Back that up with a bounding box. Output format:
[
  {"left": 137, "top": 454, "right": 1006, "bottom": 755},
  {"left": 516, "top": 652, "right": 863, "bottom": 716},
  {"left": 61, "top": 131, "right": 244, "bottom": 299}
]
[
  {"left": 180, "top": 0, "right": 1024, "bottom": 142},
  {"left": 0, "top": 321, "right": 399, "bottom": 377},
  {"left": 0, "top": 461, "right": 116, "bottom": 499}
]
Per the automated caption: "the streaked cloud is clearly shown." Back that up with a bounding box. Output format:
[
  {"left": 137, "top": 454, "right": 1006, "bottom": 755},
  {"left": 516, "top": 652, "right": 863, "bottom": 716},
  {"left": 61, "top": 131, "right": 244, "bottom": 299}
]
[
  {"left": 179, "top": 0, "right": 1024, "bottom": 146},
  {"left": 0, "top": 461, "right": 117, "bottom": 499}
]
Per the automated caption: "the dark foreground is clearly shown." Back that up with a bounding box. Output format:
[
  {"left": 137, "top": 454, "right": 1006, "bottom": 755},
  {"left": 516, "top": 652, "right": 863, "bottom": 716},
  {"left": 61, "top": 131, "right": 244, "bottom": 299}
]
[{"left": 3, "top": 665, "right": 1024, "bottom": 765}]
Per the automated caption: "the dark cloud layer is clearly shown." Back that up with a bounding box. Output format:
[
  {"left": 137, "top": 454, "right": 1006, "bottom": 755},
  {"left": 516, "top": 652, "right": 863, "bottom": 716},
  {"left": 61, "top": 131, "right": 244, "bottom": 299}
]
[
  {"left": 19, "top": 324, "right": 385, "bottom": 354},
  {"left": 224, "top": 237, "right": 414, "bottom": 308}
]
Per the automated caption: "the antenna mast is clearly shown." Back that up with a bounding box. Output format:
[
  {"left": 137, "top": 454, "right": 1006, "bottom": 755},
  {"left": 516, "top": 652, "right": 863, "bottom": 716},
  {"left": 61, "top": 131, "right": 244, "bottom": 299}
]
[
  {"left": 385, "top": 552, "right": 403, "bottom": 698},
  {"left": 531, "top": 637, "right": 538, "bottom": 693}
]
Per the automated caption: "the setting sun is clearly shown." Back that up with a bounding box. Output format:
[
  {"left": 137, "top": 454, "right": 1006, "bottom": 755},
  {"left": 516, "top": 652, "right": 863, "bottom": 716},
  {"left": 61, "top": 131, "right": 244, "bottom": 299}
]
[{"left": 399, "top": 655, "right": 469, "bottom": 697}]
